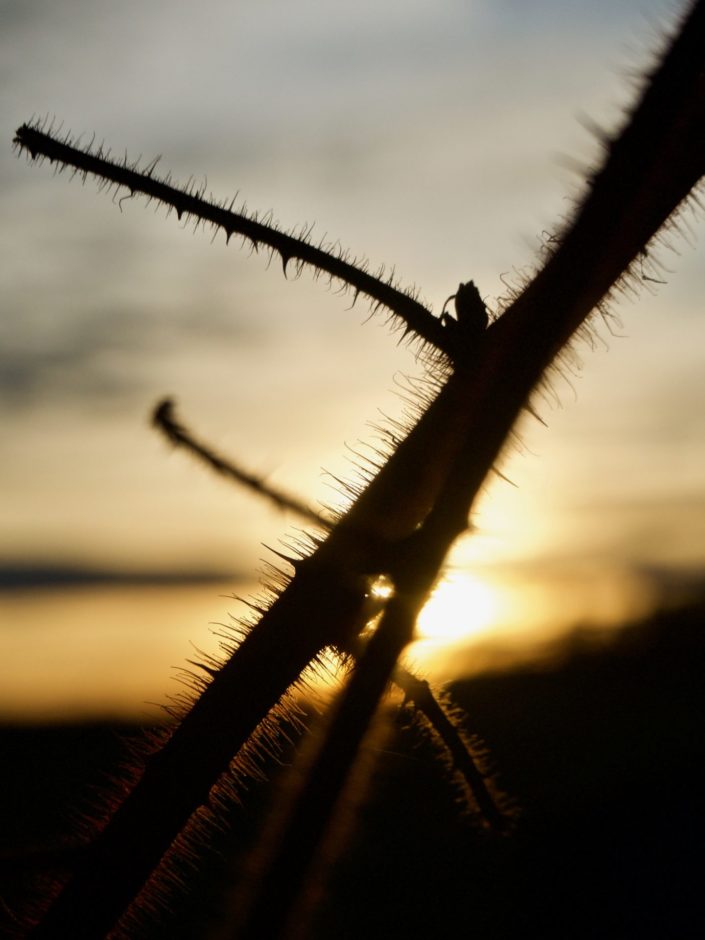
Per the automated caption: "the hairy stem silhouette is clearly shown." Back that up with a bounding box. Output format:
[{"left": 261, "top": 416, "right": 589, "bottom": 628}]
[
  {"left": 12, "top": 2, "right": 705, "bottom": 936},
  {"left": 153, "top": 397, "right": 504, "bottom": 831},
  {"left": 12, "top": 123, "right": 447, "bottom": 356},
  {"left": 152, "top": 398, "right": 327, "bottom": 528}
]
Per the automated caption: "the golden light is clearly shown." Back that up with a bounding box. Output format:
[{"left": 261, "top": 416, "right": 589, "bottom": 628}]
[
  {"left": 369, "top": 574, "right": 395, "bottom": 601},
  {"left": 416, "top": 572, "right": 500, "bottom": 644}
]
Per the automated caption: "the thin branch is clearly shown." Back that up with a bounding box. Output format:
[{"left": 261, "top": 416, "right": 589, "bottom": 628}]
[
  {"left": 393, "top": 666, "right": 509, "bottom": 831},
  {"left": 152, "top": 398, "right": 328, "bottom": 529},
  {"left": 13, "top": 122, "right": 450, "bottom": 355}
]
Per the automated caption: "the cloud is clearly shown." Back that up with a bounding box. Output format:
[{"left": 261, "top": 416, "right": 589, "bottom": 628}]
[{"left": 0, "top": 561, "right": 238, "bottom": 592}]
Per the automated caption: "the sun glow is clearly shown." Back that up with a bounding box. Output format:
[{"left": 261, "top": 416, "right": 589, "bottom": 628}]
[{"left": 416, "top": 573, "right": 500, "bottom": 644}]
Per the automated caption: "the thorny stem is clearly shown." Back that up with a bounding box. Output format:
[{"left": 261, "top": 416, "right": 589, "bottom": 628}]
[
  {"left": 27, "top": 340, "right": 491, "bottom": 940},
  {"left": 393, "top": 667, "right": 507, "bottom": 831},
  {"left": 153, "top": 396, "right": 506, "bottom": 828},
  {"left": 238, "top": 518, "right": 460, "bottom": 939},
  {"left": 152, "top": 398, "right": 328, "bottom": 529},
  {"left": 238, "top": 592, "right": 422, "bottom": 939},
  {"left": 12, "top": 122, "right": 449, "bottom": 355},
  {"left": 233, "top": 3, "right": 705, "bottom": 932}
]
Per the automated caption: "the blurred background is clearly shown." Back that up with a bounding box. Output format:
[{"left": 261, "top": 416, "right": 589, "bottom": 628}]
[{"left": 2, "top": 0, "right": 704, "bottom": 720}]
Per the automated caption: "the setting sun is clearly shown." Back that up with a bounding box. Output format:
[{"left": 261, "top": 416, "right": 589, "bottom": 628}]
[{"left": 416, "top": 573, "right": 500, "bottom": 643}]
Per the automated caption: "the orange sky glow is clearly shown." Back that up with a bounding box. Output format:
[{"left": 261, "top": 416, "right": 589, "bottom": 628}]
[{"left": 2, "top": 0, "right": 704, "bottom": 719}]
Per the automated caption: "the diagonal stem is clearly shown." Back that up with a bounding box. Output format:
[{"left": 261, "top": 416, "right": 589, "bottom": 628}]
[
  {"left": 152, "top": 397, "right": 328, "bottom": 528},
  {"left": 152, "top": 395, "right": 508, "bottom": 827}
]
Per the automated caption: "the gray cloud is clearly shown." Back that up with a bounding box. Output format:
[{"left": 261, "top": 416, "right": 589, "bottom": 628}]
[
  {"left": 0, "top": 561, "right": 239, "bottom": 592},
  {"left": 0, "top": 293, "right": 272, "bottom": 410}
]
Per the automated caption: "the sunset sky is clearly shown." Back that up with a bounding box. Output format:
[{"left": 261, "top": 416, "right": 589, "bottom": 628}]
[{"left": 2, "top": 0, "right": 704, "bottom": 718}]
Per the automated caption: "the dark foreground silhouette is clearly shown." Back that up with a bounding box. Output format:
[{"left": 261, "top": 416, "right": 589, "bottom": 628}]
[{"left": 2, "top": 596, "right": 703, "bottom": 939}]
